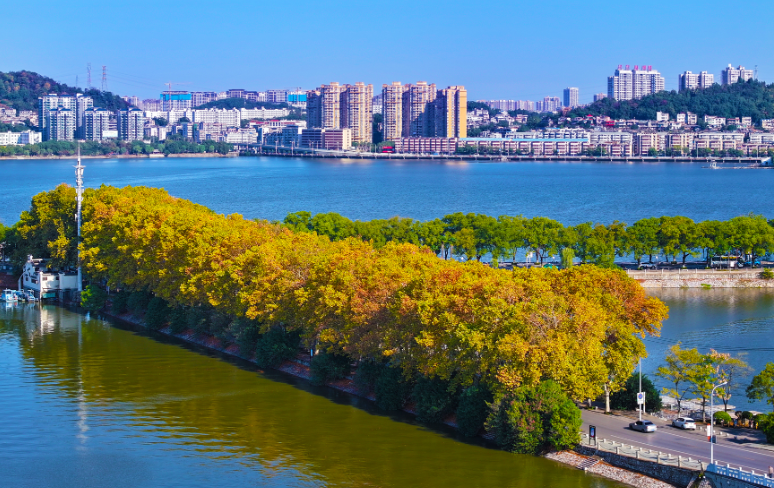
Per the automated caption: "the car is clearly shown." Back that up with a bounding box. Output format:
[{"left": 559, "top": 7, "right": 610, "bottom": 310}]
[
  {"left": 672, "top": 417, "right": 697, "bottom": 430},
  {"left": 638, "top": 263, "right": 657, "bottom": 270},
  {"left": 629, "top": 420, "right": 657, "bottom": 432}
]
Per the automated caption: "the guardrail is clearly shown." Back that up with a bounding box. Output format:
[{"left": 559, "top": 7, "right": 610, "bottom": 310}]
[
  {"left": 706, "top": 463, "right": 774, "bottom": 488},
  {"left": 579, "top": 433, "right": 704, "bottom": 470}
]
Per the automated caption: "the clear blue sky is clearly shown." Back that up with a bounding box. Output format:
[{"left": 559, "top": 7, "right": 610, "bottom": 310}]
[{"left": 6, "top": 0, "right": 771, "bottom": 104}]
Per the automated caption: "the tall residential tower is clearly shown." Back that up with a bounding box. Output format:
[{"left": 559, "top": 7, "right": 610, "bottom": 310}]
[{"left": 607, "top": 65, "right": 664, "bottom": 101}]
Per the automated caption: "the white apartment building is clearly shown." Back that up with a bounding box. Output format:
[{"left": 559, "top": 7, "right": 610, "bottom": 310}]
[
  {"left": 749, "top": 133, "right": 774, "bottom": 144},
  {"left": 703, "top": 115, "right": 726, "bottom": 127},
  {"left": 656, "top": 112, "right": 670, "bottom": 122},
  {"left": 240, "top": 107, "right": 290, "bottom": 120},
  {"left": 695, "top": 132, "right": 745, "bottom": 143},
  {"left": 589, "top": 131, "right": 633, "bottom": 145},
  {"left": 563, "top": 87, "right": 579, "bottom": 108},
  {"left": 117, "top": 108, "right": 144, "bottom": 141},
  {"left": 0, "top": 130, "right": 42, "bottom": 145},
  {"left": 722, "top": 65, "right": 754, "bottom": 85},
  {"left": 193, "top": 108, "right": 241, "bottom": 127},
  {"left": 608, "top": 65, "right": 665, "bottom": 100},
  {"left": 84, "top": 107, "right": 112, "bottom": 141},
  {"left": 761, "top": 119, "right": 774, "bottom": 130},
  {"left": 38, "top": 94, "right": 92, "bottom": 141},
  {"left": 679, "top": 71, "right": 714, "bottom": 91}
]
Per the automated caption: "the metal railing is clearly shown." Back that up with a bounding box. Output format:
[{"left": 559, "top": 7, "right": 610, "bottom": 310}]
[
  {"left": 706, "top": 463, "right": 774, "bottom": 488},
  {"left": 579, "top": 433, "right": 704, "bottom": 470}
]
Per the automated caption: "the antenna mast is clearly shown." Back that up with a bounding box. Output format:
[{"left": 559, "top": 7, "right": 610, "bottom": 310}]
[
  {"left": 101, "top": 66, "right": 107, "bottom": 92},
  {"left": 75, "top": 145, "right": 84, "bottom": 293},
  {"left": 87, "top": 63, "right": 92, "bottom": 89}
]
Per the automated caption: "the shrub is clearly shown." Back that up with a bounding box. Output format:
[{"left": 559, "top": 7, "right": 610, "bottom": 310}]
[
  {"left": 761, "top": 268, "right": 774, "bottom": 280},
  {"left": 144, "top": 297, "right": 169, "bottom": 330},
  {"left": 187, "top": 306, "right": 209, "bottom": 334},
  {"left": 375, "top": 366, "right": 411, "bottom": 411},
  {"left": 354, "top": 360, "right": 384, "bottom": 393},
  {"left": 609, "top": 374, "right": 662, "bottom": 413},
  {"left": 168, "top": 307, "right": 188, "bottom": 334},
  {"left": 714, "top": 411, "right": 733, "bottom": 426},
  {"left": 80, "top": 285, "right": 107, "bottom": 312},
  {"left": 209, "top": 311, "right": 232, "bottom": 340},
  {"left": 110, "top": 291, "right": 130, "bottom": 314},
  {"left": 127, "top": 290, "right": 152, "bottom": 315},
  {"left": 456, "top": 384, "right": 493, "bottom": 437},
  {"left": 485, "top": 380, "right": 581, "bottom": 454},
  {"left": 759, "top": 412, "right": 774, "bottom": 443},
  {"left": 753, "top": 413, "right": 767, "bottom": 429},
  {"left": 412, "top": 376, "right": 457, "bottom": 424},
  {"left": 310, "top": 352, "right": 350, "bottom": 386},
  {"left": 231, "top": 317, "right": 261, "bottom": 356},
  {"left": 254, "top": 327, "right": 299, "bottom": 368}
]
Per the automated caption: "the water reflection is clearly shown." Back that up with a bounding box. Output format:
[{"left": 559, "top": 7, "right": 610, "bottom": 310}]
[{"left": 0, "top": 305, "right": 620, "bottom": 488}]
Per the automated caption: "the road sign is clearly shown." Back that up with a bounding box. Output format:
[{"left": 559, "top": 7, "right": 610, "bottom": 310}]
[{"left": 637, "top": 392, "right": 645, "bottom": 405}]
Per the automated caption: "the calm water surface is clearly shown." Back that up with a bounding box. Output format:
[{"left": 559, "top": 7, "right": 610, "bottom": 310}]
[
  {"left": 2, "top": 156, "right": 774, "bottom": 226},
  {"left": 0, "top": 305, "right": 621, "bottom": 488}
]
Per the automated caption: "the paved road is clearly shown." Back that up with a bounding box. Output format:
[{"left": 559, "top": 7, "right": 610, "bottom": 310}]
[{"left": 581, "top": 410, "right": 774, "bottom": 473}]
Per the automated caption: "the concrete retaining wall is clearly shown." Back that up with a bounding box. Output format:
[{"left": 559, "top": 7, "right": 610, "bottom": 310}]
[
  {"left": 576, "top": 445, "right": 697, "bottom": 487},
  {"left": 705, "top": 472, "right": 767, "bottom": 488},
  {"left": 627, "top": 270, "right": 774, "bottom": 288}
]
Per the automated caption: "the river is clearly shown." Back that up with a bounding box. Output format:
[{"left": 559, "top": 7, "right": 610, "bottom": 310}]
[{"left": 0, "top": 304, "right": 622, "bottom": 488}]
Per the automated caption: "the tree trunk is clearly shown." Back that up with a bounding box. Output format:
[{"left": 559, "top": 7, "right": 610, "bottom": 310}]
[{"left": 604, "top": 383, "right": 610, "bottom": 413}]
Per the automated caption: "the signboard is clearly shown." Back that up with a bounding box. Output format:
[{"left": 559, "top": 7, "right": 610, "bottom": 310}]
[
  {"left": 589, "top": 425, "right": 596, "bottom": 439},
  {"left": 636, "top": 392, "right": 645, "bottom": 405}
]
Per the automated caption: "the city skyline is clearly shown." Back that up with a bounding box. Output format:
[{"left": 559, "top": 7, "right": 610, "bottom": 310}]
[{"left": 3, "top": 0, "right": 771, "bottom": 104}]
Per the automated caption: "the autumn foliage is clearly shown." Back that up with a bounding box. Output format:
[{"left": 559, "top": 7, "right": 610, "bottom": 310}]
[{"left": 70, "top": 185, "right": 668, "bottom": 404}]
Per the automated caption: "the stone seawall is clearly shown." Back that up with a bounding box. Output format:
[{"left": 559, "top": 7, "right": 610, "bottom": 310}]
[
  {"left": 626, "top": 270, "right": 774, "bottom": 289},
  {"left": 575, "top": 445, "right": 698, "bottom": 487}
]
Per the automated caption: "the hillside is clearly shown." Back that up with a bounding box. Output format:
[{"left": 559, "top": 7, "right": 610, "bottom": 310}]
[
  {"left": 568, "top": 80, "right": 774, "bottom": 122},
  {"left": 196, "top": 97, "right": 290, "bottom": 110},
  {"left": 0, "top": 70, "right": 128, "bottom": 112}
]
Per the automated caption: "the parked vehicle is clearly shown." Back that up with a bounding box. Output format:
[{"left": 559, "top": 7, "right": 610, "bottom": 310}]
[
  {"left": 738, "top": 258, "right": 761, "bottom": 268},
  {"left": 629, "top": 420, "right": 657, "bottom": 432},
  {"left": 638, "top": 263, "right": 657, "bottom": 270},
  {"left": 1, "top": 289, "right": 18, "bottom": 302},
  {"left": 672, "top": 417, "right": 697, "bottom": 430},
  {"left": 710, "top": 256, "right": 738, "bottom": 269}
]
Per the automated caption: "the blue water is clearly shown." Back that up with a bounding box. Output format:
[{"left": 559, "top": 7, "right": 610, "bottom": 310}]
[{"left": 1, "top": 156, "right": 773, "bottom": 226}]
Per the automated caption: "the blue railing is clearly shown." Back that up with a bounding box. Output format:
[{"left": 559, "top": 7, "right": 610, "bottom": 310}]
[{"left": 707, "top": 463, "right": 774, "bottom": 488}]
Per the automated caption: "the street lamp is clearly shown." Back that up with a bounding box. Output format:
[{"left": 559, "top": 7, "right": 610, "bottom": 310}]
[{"left": 710, "top": 380, "right": 728, "bottom": 465}]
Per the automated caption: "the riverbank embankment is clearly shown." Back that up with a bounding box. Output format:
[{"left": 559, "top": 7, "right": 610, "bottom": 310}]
[
  {"left": 626, "top": 269, "right": 774, "bottom": 288},
  {"left": 0, "top": 153, "right": 234, "bottom": 160}
]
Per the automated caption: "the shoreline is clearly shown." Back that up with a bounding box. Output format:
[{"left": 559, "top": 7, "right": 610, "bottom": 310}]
[
  {"left": 0, "top": 153, "right": 233, "bottom": 160},
  {"left": 74, "top": 304, "right": 672, "bottom": 488}
]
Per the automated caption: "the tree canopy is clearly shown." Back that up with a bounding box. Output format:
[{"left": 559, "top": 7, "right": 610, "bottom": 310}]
[{"left": 0, "top": 70, "right": 128, "bottom": 112}]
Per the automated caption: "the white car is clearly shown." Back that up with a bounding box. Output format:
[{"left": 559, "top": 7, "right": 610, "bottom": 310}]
[
  {"left": 629, "top": 420, "right": 657, "bottom": 432},
  {"left": 672, "top": 417, "right": 697, "bottom": 430}
]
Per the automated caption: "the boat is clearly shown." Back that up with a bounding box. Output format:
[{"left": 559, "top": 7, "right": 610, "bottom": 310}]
[
  {"left": 1, "top": 289, "right": 19, "bottom": 302},
  {"left": 24, "top": 290, "right": 38, "bottom": 301}
]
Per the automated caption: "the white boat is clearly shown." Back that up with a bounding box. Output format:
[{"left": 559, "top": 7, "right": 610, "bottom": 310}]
[{"left": 1, "top": 289, "right": 19, "bottom": 302}]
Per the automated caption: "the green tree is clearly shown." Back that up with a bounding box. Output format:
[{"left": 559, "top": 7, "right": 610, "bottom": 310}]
[
  {"left": 747, "top": 362, "right": 774, "bottom": 412},
  {"left": 609, "top": 374, "right": 662, "bottom": 413},
  {"left": 80, "top": 284, "right": 107, "bottom": 312},
  {"left": 656, "top": 343, "right": 703, "bottom": 415},
  {"left": 522, "top": 217, "right": 564, "bottom": 264}
]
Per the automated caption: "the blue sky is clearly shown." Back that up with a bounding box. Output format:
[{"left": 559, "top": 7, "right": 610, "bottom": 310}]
[{"left": 6, "top": 0, "right": 771, "bottom": 103}]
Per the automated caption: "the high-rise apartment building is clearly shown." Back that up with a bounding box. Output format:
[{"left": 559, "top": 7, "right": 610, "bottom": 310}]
[
  {"left": 191, "top": 92, "right": 218, "bottom": 107},
  {"left": 382, "top": 82, "right": 404, "bottom": 141},
  {"left": 536, "top": 97, "right": 561, "bottom": 112},
  {"left": 341, "top": 82, "right": 373, "bottom": 143},
  {"left": 306, "top": 89, "right": 322, "bottom": 128},
  {"left": 563, "top": 87, "right": 579, "bottom": 108},
  {"left": 607, "top": 65, "right": 665, "bottom": 100},
  {"left": 266, "top": 89, "right": 289, "bottom": 104},
  {"left": 39, "top": 94, "right": 93, "bottom": 141},
  {"left": 161, "top": 91, "right": 192, "bottom": 111},
  {"left": 679, "top": 71, "right": 714, "bottom": 91},
  {"left": 117, "top": 108, "right": 145, "bottom": 141},
  {"left": 433, "top": 86, "right": 467, "bottom": 138},
  {"left": 402, "top": 82, "right": 436, "bottom": 137},
  {"left": 48, "top": 108, "right": 76, "bottom": 141},
  {"left": 320, "top": 83, "right": 343, "bottom": 129},
  {"left": 83, "top": 107, "right": 111, "bottom": 141},
  {"left": 593, "top": 93, "right": 607, "bottom": 102},
  {"left": 721, "top": 64, "right": 754, "bottom": 85}
]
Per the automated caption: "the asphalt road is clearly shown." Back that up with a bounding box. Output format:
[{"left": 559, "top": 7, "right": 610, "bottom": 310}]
[{"left": 581, "top": 410, "right": 774, "bottom": 473}]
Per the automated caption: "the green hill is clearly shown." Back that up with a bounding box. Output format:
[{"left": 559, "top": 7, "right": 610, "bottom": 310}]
[
  {"left": 568, "top": 80, "right": 774, "bottom": 122},
  {"left": 0, "top": 70, "right": 128, "bottom": 112},
  {"left": 196, "top": 97, "right": 290, "bottom": 110}
]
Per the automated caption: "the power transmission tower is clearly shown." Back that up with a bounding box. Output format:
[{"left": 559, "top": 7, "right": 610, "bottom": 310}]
[
  {"left": 755, "top": 65, "right": 759, "bottom": 80},
  {"left": 87, "top": 63, "right": 92, "bottom": 89},
  {"left": 101, "top": 66, "right": 107, "bottom": 92}
]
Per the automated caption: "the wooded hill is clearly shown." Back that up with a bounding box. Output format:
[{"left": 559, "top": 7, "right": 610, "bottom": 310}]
[
  {"left": 0, "top": 70, "right": 128, "bottom": 112},
  {"left": 567, "top": 80, "right": 774, "bottom": 123}
]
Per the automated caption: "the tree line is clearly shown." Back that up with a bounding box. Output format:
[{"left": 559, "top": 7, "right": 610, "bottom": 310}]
[
  {"left": 12, "top": 184, "right": 668, "bottom": 453},
  {"left": 283, "top": 211, "right": 774, "bottom": 266},
  {"left": 0, "top": 137, "right": 233, "bottom": 157}
]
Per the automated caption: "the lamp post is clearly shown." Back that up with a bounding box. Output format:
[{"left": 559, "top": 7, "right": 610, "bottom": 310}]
[{"left": 710, "top": 380, "right": 728, "bottom": 465}]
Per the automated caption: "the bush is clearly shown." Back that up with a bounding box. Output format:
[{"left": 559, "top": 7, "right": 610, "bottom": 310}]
[
  {"left": 354, "top": 360, "right": 384, "bottom": 393},
  {"left": 375, "top": 366, "right": 411, "bottom": 411},
  {"left": 609, "top": 374, "right": 662, "bottom": 413},
  {"left": 456, "top": 384, "right": 493, "bottom": 437},
  {"left": 753, "top": 413, "right": 767, "bottom": 429},
  {"left": 757, "top": 412, "right": 774, "bottom": 443},
  {"left": 168, "top": 307, "right": 188, "bottom": 334},
  {"left": 144, "top": 297, "right": 169, "bottom": 330},
  {"left": 186, "top": 307, "right": 209, "bottom": 334},
  {"left": 761, "top": 268, "right": 774, "bottom": 280},
  {"left": 127, "top": 290, "right": 152, "bottom": 315},
  {"left": 231, "top": 317, "right": 261, "bottom": 356},
  {"left": 714, "top": 411, "right": 733, "bottom": 426},
  {"left": 209, "top": 311, "right": 232, "bottom": 340},
  {"left": 310, "top": 352, "right": 350, "bottom": 386},
  {"left": 412, "top": 376, "right": 457, "bottom": 424},
  {"left": 80, "top": 285, "right": 107, "bottom": 312},
  {"left": 110, "top": 291, "right": 130, "bottom": 314},
  {"left": 254, "top": 327, "right": 299, "bottom": 368},
  {"left": 485, "top": 380, "right": 581, "bottom": 454}
]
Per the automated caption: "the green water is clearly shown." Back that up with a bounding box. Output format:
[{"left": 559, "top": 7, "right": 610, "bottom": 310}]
[{"left": 0, "top": 304, "right": 619, "bottom": 488}]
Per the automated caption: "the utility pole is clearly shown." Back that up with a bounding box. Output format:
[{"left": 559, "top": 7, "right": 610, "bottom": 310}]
[
  {"left": 87, "top": 63, "right": 92, "bottom": 89},
  {"left": 101, "top": 66, "right": 107, "bottom": 92},
  {"left": 710, "top": 381, "right": 727, "bottom": 465},
  {"left": 639, "top": 358, "right": 643, "bottom": 421},
  {"left": 75, "top": 144, "right": 84, "bottom": 293}
]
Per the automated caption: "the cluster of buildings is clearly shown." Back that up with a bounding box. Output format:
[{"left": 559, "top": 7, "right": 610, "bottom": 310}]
[
  {"left": 36, "top": 94, "right": 145, "bottom": 142},
  {"left": 126, "top": 88, "right": 307, "bottom": 112}
]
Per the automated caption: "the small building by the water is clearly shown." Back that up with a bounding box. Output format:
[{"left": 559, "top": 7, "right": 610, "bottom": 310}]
[{"left": 20, "top": 256, "right": 79, "bottom": 299}]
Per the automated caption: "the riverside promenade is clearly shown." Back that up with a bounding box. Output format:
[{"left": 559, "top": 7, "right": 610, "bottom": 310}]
[{"left": 627, "top": 268, "right": 774, "bottom": 288}]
